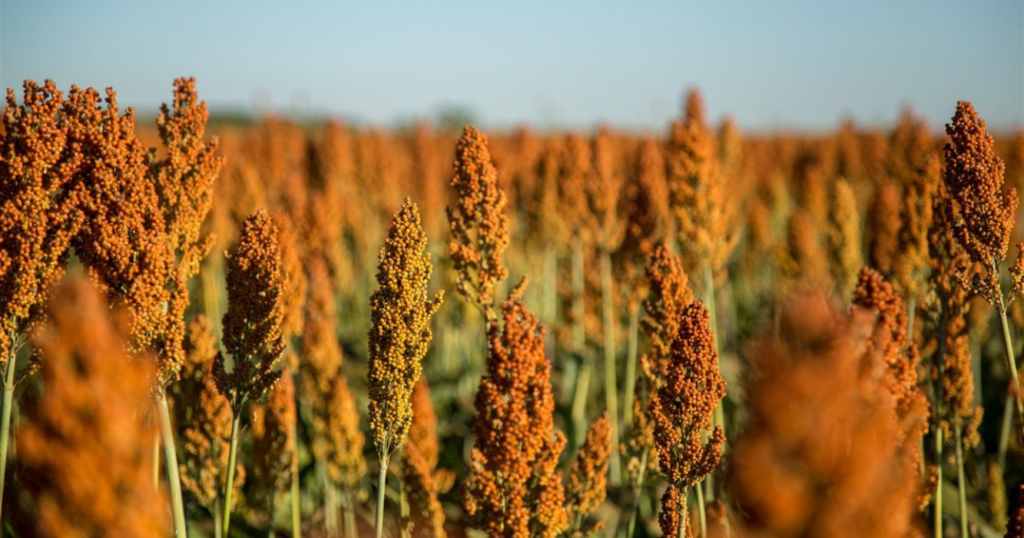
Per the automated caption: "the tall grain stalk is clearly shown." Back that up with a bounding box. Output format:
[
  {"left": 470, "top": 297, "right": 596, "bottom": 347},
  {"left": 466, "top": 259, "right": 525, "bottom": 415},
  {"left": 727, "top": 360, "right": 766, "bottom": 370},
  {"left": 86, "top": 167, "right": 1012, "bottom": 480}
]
[
  {"left": 624, "top": 246, "right": 692, "bottom": 538},
  {"left": 570, "top": 245, "right": 591, "bottom": 445},
  {"left": 19, "top": 278, "right": 170, "bottom": 536},
  {"left": 651, "top": 302, "right": 726, "bottom": 538},
  {"left": 622, "top": 303, "right": 641, "bottom": 433},
  {"left": 703, "top": 265, "right": 724, "bottom": 501},
  {"left": 996, "top": 297, "right": 1024, "bottom": 446},
  {"left": 291, "top": 445, "right": 301, "bottom": 538},
  {"left": 0, "top": 330, "right": 17, "bottom": 522},
  {"left": 933, "top": 309, "right": 947, "bottom": 538},
  {"left": 0, "top": 80, "right": 83, "bottom": 528},
  {"left": 368, "top": 200, "right": 443, "bottom": 538},
  {"left": 942, "top": 101, "right": 1024, "bottom": 444},
  {"left": 157, "top": 390, "right": 189, "bottom": 536},
  {"left": 222, "top": 415, "right": 242, "bottom": 535},
  {"left": 600, "top": 250, "right": 623, "bottom": 485},
  {"left": 954, "top": 422, "right": 969, "bottom": 538},
  {"left": 666, "top": 90, "right": 737, "bottom": 507},
  {"left": 934, "top": 377, "right": 944, "bottom": 538},
  {"left": 216, "top": 210, "right": 288, "bottom": 537},
  {"left": 463, "top": 298, "right": 573, "bottom": 537}
]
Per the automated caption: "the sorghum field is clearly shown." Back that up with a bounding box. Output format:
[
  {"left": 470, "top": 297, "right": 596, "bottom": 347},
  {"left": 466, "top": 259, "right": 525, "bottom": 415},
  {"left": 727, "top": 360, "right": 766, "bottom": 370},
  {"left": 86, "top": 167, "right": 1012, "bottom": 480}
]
[{"left": 1, "top": 77, "right": 1023, "bottom": 538}]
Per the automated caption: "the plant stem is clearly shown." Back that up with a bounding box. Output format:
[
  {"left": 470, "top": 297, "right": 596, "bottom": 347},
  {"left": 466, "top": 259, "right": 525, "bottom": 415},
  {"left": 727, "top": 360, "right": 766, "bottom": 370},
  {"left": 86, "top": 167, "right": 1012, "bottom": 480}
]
[
  {"left": 571, "top": 245, "right": 589, "bottom": 447},
  {"left": 601, "top": 249, "right": 623, "bottom": 486},
  {"left": 214, "top": 495, "right": 223, "bottom": 538},
  {"left": 677, "top": 487, "right": 690, "bottom": 538},
  {"left": 954, "top": 423, "right": 968, "bottom": 538},
  {"left": 321, "top": 461, "right": 337, "bottom": 537},
  {"left": 343, "top": 493, "right": 357, "bottom": 538},
  {"left": 223, "top": 412, "right": 242, "bottom": 537},
  {"left": 157, "top": 390, "right": 189, "bottom": 538},
  {"left": 268, "top": 491, "right": 277, "bottom": 538},
  {"left": 625, "top": 451, "right": 648, "bottom": 538},
  {"left": 0, "top": 331, "right": 18, "bottom": 527},
  {"left": 702, "top": 266, "right": 723, "bottom": 501},
  {"left": 998, "top": 394, "right": 1012, "bottom": 470},
  {"left": 622, "top": 302, "right": 640, "bottom": 434},
  {"left": 571, "top": 364, "right": 592, "bottom": 447},
  {"left": 996, "top": 304, "right": 1024, "bottom": 446},
  {"left": 694, "top": 481, "right": 707, "bottom": 538},
  {"left": 153, "top": 432, "right": 161, "bottom": 488},
  {"left": 375, "top": 453, "right": 389, "bottom": 538},
  {"left": 934, "top": 309, "right": 945, "bottom": 538},
  {"left": 291, "top": 459, "right": 301, "bottom": 538}
]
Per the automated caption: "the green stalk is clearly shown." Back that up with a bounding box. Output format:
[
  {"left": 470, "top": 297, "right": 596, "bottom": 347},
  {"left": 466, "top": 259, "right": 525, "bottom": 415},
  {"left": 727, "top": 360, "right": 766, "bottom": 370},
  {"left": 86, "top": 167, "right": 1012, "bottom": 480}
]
[
  {"left": 702, "top": 266, "right": 723, "bottom": 501},
  {"left": 545, "top": 248, "right": 558, "bottom": 328},
  {"left": 954, "top": 424, "right": 968, "bottom": 538},
  {"left": 268, "top": 492, "right": 277, "bottom": 538},
  {"left": 157, "top": 390, "right": 189, "bottom": 538},
  {"left": 996, "top": 303, "right": 1024, "bottom": 447},
  {"left": 321, "top": 461, "right": 338, "bottom": 537},
  {"left": 622, "top": 302, "right": 640, "bottom": 434},
  {"left": 153, "top": 432, "right": 161, "bottom": 488},
  {"left": 934, "top": 310, "right": 946, "bottom": 538},
  {"left": 694, "top": 482, "right": 707, "bottom": 538},
  {"left": 934, "top": 409, "right": 944, "bottom": 536},
  {"left": 571, "top": 364, "right": 592, "bottom": 446},
  {"left": 570, "top": 246, "right": 590, "bottom": 446},
  {"left": 214, "top": 495, "right": 223, "bottom": 538},
  {"left": 601, "top": 249, "right": 622, "bottom": 486},
  {"left": 223, "top": 412, "right": 242, "bottom": 537},
  {"left": 625, "top": 451, "right": 648, "bottom": 538},
  {"left": 343, "top": 493, "right": 357, "bottom": 538},
  {"left": 343, "top": 492, "right": 357, "bottom": 538},
  {"left": 399, "top": 474, "right": 407, "bottom": 521},
  {"left": 998, "top": 395, "right": 1012, "bottom": 470},
  {"left": 573, "top": 246, "right": 586, "bottom": 358},
  {"left": 0, "top": 340, "right": 17, "bottom": 526},
  {"left": 291, "top": 459, "right": 301, "bottom": 538},
  {"left": 375, "top": 453, "right": 390, "bottom": 538},
  {"left": 677, "top": 487, "right": 691, "bottom": 538}
]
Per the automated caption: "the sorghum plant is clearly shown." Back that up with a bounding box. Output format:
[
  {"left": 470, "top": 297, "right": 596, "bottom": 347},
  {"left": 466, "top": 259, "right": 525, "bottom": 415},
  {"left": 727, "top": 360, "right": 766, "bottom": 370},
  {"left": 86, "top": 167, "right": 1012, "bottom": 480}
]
[
  {"left": 926, "top": 180, "right": 981, "bottom": 536},
  {"left": 625, "top": 245, "right": 693, "bottom": 538},
  {"left": 464, "top": 299, "right": 569, "bottom": 538},
  {"left": 564, "top": 413, "right": 611, "bottom": 537},
  {"left": 728, "top": 292, "right": 923, "bottom": 538},
  {"left": 18, "top": 277, "right": 167, "bottom": 538},
  {"left": 251, "top": 373, "right": 297, "bottom": 537},
  {"left": 942, "top": 101, "right": 1024, "bottom": 445},
  {"left": 447, "top": 126, "right": 510, "bottom": 322},
  {"left": 0, "top": 80, "right": 80, "bottom": 523},
  {"left": 619, "top": 138, "right": 670, "bottom": 440},
  {"left": 650, "top": 301, "right": 726, "bottom": 538},
  {"left": 175, "top": 317, "right": 240, "bottom": 530},
  {"left": 216, "top": 209, "right": 287, "bottom": 536},
  {"left": 867, "top": 180, "right": 901, "bottom": 278},
  {"left": 827, "top": 178, "right": 863, "bottom": 300},
  {"left": 401, "top": 442, "right": 447, "bottom": 538},
  {"left": 368, "top": 199, "right": 443, "bottom": 538}
]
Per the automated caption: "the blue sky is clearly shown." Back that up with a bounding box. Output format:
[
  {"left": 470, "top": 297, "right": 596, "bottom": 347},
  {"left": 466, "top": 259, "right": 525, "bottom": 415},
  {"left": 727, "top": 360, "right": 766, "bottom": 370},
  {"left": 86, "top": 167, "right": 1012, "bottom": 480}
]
[{"left": 2, "top": 1, "right": 1022, "bottom": 131}]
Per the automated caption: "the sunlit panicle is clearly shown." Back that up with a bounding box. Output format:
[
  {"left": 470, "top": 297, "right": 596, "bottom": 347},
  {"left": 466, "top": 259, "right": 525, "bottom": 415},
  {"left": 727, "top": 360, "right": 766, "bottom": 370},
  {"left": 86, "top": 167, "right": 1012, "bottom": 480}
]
[
  {"left": 368, "top": 199, "right": 443, "bottom": 460},
  {"left": 217, "top": 209, "right": 286, "bottom": 408},
  {"left": 447, "top": 126, "right": 510, "bottom": 321}
]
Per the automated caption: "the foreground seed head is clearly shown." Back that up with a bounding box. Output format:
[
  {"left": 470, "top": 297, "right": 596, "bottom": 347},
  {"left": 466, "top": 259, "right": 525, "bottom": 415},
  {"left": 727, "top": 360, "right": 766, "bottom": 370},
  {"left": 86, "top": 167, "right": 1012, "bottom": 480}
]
[{"left": 368, "top": 199, "right": 443, "bottom": 460}]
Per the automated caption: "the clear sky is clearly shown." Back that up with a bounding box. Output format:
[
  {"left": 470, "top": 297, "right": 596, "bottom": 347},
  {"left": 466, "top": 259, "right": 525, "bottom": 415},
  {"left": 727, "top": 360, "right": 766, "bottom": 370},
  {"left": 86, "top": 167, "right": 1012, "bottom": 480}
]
[{"left": 2, "top": 1, "right": 1022, "bottom": 132}]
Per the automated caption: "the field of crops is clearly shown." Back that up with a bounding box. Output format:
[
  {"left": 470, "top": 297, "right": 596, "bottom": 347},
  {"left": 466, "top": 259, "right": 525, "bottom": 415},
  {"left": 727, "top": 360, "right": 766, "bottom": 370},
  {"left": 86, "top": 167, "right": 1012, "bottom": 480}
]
[{"left": 1, "top": 77, "right": 1023, "bottom": 538}]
